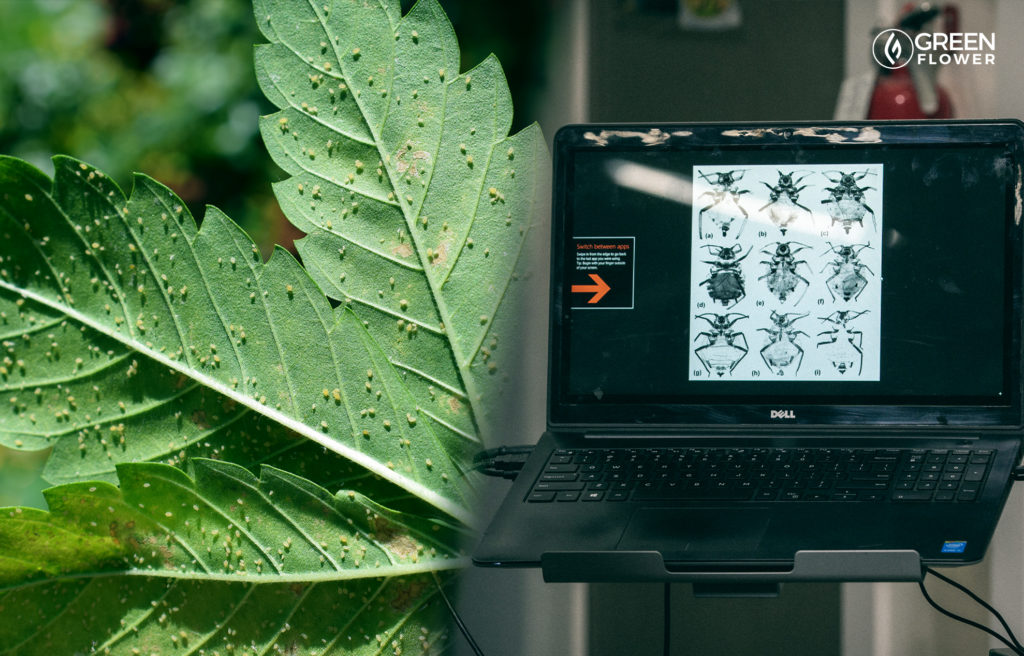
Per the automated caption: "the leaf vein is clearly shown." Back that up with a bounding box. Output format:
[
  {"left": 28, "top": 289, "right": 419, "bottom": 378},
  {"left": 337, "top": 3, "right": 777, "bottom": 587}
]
[
  {"left": 93, "top": 581, "right": 176, "bottom": 652},
  {"left": 0, "top": 576, "right": 93, "bottom": 653},
  {"left": 154, "top": 472, "right": 281, "bottom": 574},
  {"left": 415, "top": 407, "right": 478, "bottom": 443},
  {"left": 269, "top": 124, "right": 399, "bottom": 206},
  {"left": 0, "top": 278, "right": 474, "bottom": 525},
  {"left": 79, "top": 174, "right": 192, "bottom": 369},
  {"left": 387, "top": 360, "right": 467, "bottom": 400},
  {"left": 0, "top": 350, "right": 132, "bottom": 392},
  {"left": 0, "top": 313, "right": 64, "bottom": 341},
  {"left": 146, "top": 188, "right": 252, "bottom": 404}
]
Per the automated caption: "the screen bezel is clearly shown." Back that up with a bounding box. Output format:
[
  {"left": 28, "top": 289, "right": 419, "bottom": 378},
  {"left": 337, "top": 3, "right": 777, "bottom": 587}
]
[{"left": 548, "top": 121, "right": 1024, "bottom": 429}]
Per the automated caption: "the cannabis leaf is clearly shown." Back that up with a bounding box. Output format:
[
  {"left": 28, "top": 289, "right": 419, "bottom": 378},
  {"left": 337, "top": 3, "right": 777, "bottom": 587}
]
[
  {"left": 0, "top": 286, "right": 426, "bottom": 514},
  {"left": 0, "top": 0, "right": 547, "bottom": 650},
  {"left": 0, "top": 459, "right": 463, "bottom": 588},
  {"left": 0, "top": 574, "right": 452, "bottom": 655},
  {"left": 255, "top": 0, "right": 547, "bottom": 448},
  {"left": 0, "top": 155, "right": 471, "bottom": 522}
]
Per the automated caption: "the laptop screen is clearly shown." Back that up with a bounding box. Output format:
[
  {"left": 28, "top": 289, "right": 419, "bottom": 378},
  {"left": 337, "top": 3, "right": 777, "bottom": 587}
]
[{"left": 549, "top": 123, "right": 1023, "bottom": 427}]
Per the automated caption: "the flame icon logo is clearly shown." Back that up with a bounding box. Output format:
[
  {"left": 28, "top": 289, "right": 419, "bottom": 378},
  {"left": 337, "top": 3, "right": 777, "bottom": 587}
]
[
  {"left": 884, "top": 33, "right": 901, "bottom": 65},
  {"left": 872, "top": 29, "right": 913, "bottom": 69}
]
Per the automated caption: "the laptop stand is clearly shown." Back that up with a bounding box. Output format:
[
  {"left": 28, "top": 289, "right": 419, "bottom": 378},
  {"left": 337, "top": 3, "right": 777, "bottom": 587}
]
[{"left": 541, "top": 549, "right": 923, "bottom": 597}]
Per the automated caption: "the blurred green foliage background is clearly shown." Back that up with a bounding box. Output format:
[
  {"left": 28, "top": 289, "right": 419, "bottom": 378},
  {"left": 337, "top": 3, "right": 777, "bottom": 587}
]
[
  {"left": 0, "top": 0, "right": 551, "bottom": 509},
  {"left": 0, "top": 0, "right": 286, "bottom": 250}
]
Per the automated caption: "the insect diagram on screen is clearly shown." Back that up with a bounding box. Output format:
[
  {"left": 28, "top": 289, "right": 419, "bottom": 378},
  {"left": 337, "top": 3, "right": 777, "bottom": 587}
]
[{"left": 688, "top": 164, "right": 883, "bottom": 382}]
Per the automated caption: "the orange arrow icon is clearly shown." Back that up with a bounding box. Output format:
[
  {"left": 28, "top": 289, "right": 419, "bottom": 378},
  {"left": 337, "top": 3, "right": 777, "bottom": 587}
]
[{"left": 572, "top": 274, "right": 611, "bottom": 304}]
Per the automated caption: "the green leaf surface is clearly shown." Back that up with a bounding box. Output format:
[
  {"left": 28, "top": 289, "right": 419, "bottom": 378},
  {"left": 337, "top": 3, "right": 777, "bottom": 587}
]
[
  {"left": 254, "top": 0, "right": 547, "bottom": 445},
  {"left": 0, "top": 287, "right": 431, "bottom": 512},
  {"left": 0, "top": 155, "right": 472, "bottom": 522},
  {"left": 0, "top": 459, "right": 463, "bottom": 590},
  {"left": 0, "top": 574, "right": 452, "bottom": 655},
  {"left": 0, "top": 0, "right": 548, "bottom": 648}
]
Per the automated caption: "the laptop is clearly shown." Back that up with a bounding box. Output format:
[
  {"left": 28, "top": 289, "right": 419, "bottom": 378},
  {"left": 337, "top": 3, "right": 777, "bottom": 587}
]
[{"left": 473, "top": 120, "right": 1024, "bottom": 582}]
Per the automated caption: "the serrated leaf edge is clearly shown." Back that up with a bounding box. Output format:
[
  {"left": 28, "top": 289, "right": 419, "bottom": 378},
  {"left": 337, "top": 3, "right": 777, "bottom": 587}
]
[{"left": 0, "top": 156, "right": 474, "bottom": 526}]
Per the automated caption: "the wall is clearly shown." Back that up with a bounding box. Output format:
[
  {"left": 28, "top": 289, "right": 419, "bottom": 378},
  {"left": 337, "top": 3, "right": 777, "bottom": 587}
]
[{"left": 587, "top": 0, "right": 845, "bottom": 123}]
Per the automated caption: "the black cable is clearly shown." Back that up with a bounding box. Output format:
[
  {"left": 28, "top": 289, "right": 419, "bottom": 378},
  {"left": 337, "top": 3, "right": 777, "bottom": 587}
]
[
  {"left": 472, "top": 445, "right": 535, "bottom": 463},
  {"left": 919, "top": 567, "right": 1024, "bottom": 656},
  {"left": 471, "top": 446, "right": 534, "bottom": 480},
  {"left": 925, "top": 566, "right": 1024, "bottom": 652},
  {"left": 663, "top": 582, "right": 671, "bottom": 656},
  {"left": 432, "top": 572, "right": 486, "bottom": 656}
]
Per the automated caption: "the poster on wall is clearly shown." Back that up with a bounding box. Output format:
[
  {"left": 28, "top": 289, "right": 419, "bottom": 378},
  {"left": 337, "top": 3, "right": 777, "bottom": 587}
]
[
  {"left": 678, "top": 0, "right": 743, "bottom": 31},
  {"left": 687, "top": 164, "right": 883, "bottom": 382}
]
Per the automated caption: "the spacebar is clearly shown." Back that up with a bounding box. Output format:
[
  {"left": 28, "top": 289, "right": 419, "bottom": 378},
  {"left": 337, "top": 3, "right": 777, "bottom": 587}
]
[{"left": 632, "top": 487, "right": 754, "bottom": 501}]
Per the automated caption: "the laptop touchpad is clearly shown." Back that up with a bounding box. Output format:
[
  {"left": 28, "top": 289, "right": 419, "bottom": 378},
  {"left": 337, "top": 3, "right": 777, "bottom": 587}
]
[{"left": 617, "top": 507, "right": 770, "bottom": 556}]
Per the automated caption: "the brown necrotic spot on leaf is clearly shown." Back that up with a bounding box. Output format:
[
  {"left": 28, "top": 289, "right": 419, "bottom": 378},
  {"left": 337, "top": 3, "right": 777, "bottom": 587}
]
[
  {"left": 390, "top": 578, "right": 429, "bottom": 612},
  {"left": 191, "top": 410, "right": 210, "bottom": 430},
  {"left": 373, "top": 516, "right": 420, "bottom": 559}
]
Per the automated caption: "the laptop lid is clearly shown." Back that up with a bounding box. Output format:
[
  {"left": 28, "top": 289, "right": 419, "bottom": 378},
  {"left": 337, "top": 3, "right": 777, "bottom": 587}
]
[{"left": 548, "top": 121, "right": 1024, "bottom": 431}]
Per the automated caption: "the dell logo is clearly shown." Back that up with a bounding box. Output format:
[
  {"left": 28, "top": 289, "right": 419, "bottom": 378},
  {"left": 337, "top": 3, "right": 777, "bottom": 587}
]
[{"left": 770, "top": 410, "right": 796, "bottom": 419}]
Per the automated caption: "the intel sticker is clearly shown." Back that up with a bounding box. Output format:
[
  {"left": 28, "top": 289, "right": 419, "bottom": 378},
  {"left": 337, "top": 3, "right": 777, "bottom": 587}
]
[{"left": 941, "top": 541, "right": 967, "bottom": 554}]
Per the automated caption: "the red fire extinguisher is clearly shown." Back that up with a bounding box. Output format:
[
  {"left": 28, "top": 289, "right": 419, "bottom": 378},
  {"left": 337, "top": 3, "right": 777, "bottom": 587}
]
[{"left": 868, "top": 3, "right": 957, "bottom": 119}]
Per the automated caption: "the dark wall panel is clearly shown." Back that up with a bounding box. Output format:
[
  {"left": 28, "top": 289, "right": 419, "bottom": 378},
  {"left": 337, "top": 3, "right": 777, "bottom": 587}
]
[{"left": 588, "top": 0, "right": 846, "bottom": 122}]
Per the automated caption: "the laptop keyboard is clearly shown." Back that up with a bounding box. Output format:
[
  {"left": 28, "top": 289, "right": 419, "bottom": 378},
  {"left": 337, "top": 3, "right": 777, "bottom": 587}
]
[{"left": 526, "top": 447, "right": 994, "bottom": 503}]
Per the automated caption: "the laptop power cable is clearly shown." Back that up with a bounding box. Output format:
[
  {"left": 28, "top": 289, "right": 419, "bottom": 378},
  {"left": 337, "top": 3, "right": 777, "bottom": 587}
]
[
  {"left": 433, "top": 572, "right": 486, "bottom": 656},
  {"left": 919, "top": 566, "right": 1024, "bottom": 655},
  {"left": 435, "top": 446, "right": 535, "bottom": 656},
  {"left": 472, "top": 445, "right": 534, "bottom": 480}
]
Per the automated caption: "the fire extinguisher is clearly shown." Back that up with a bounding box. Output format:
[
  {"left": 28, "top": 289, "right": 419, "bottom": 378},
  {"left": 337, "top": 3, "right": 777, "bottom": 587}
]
[{"left": 867, "top": 3, "right": 957, "bottom": 119}]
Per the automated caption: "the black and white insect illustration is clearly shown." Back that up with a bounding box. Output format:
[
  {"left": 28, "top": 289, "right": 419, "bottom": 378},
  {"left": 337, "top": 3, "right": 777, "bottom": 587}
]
[
  {"left": 688, "top": 163, "right": 883, "bottom": 383},
  {"left": 759, "top": 170, "right": 813, "bottom": 234},
  {"left": 758, "top": 311, "right": 809, "bottom": 376},
  {"left": 758, "top": 241, "right": 813, "bottom": 304},
  {"left": 817, "top": 310, "right": 868, "bottom": 375},
  {"left": 821, "top": 170, "right": 877, "bottom": 233},
  {"left": 820, "top": 242, "right": 874, "bottom": 302},
  {"left": 696, "top": 169, "right": 751, "bottom": 239},
  {"left": 699, "top": 243, "right": 750, "bottom": 307},
  {"left": 694, "top": 313, "right": 749, "bottom": 377}
]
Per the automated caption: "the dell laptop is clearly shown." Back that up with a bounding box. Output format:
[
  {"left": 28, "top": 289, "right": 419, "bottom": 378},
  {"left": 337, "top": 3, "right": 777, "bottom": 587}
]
[{"left": 473, "top": 120, "right": 1024, "bottom": 581}]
